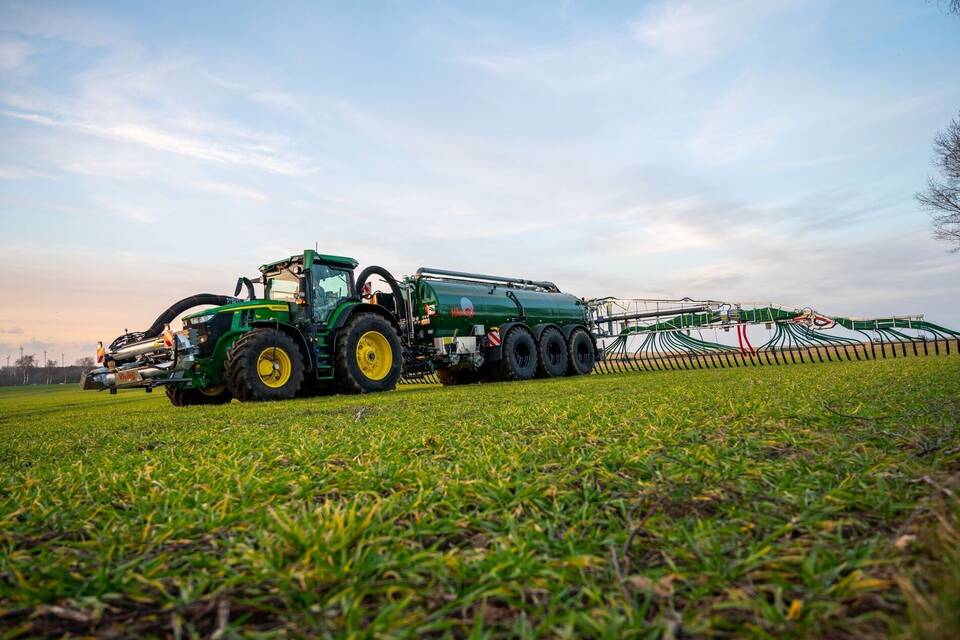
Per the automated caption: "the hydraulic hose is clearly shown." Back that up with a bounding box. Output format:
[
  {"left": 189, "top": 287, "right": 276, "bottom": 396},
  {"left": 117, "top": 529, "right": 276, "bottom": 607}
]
[
  {"left": 108, "top": 294, "right": 238, "bottom": 351},
  {"left": 354, "top": 266, "right": 406, "bottom": 322},
  {"left": 234, "top": 277, "right": 256, "bottom": 300}
]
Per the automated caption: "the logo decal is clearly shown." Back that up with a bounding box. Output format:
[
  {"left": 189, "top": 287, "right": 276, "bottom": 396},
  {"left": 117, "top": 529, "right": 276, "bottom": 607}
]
[{"left": 451, "top": 296, "right": 475, "bottom": 317}]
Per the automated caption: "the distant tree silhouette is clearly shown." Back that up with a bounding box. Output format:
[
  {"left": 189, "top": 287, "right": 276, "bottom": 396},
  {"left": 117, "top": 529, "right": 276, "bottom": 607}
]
[
  {"left": 15, "top": 354, "right": 36, "bottom": 384},
  {"left": 15, "top": 354, "right": 36, "bottom": 368},
  {"left": 917, "top": 112, "right": 960, "bottom": 250}
]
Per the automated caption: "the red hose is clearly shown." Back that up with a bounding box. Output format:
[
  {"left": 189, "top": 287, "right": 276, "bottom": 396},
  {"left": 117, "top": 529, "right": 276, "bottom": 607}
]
[
  {"left": 742, "top": 325, "right": 757, "bottom": 356},
  {"left": 736, "top": 324, "right": 746, "bottom": 355}
]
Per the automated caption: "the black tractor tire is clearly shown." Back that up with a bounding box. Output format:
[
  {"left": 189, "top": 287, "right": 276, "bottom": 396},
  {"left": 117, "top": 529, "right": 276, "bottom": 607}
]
[
  {"left": 225, "top": 328, "right": 305, "bottom": 402},
  {"left": 536, "top": 327, "right": 568, "bottom": 378},
  {"left": 335, "top": 313, "right": 403, "bottom": 394},
  {"left": 165, "top": 385, "right": 233, "bottom": 407},
  {"left": 500, "top": 325, "right": 538, "bottom": 381},
  {"left": 567, "top": 328, "right": 596, "bottom": 376},
  {"left": 437, "top": 367, "right": 480, "bottom": 386}
]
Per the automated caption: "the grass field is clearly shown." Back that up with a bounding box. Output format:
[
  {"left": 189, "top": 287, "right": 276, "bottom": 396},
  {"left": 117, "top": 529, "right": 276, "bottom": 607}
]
[{"left": 2, "top": 357, "right": 959, "bottom": 638}]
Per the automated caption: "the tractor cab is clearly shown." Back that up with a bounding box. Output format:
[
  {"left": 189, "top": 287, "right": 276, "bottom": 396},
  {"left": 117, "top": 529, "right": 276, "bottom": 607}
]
[{"left": 259, "top": 251, "right": 358, "bottom": 327}]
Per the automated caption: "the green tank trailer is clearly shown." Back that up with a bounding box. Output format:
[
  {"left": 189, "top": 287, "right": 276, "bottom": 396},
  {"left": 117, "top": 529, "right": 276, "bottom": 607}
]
[{"left": 81, "top": 250, "right": 597, "bottom": 405}]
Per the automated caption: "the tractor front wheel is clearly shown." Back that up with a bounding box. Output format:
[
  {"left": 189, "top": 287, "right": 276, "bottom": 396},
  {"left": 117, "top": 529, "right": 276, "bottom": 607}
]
[
  {"left": 225, "top": 328, "right": 304, "bottom": 401},
  {"left": 165, "top": 385, "right": 233, "bottom": 407},
  {"left": 335, "top": 313, "right": 402, "bottom": 394}
]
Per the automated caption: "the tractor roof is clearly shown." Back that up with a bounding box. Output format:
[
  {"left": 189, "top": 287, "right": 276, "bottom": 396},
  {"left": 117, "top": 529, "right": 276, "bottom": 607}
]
[{"left": 260, "top": 250, "right": 358, "bottom": 272}]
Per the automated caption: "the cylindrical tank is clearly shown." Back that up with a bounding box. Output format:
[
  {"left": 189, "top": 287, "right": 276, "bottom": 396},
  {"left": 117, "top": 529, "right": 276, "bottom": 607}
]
[{"left": 416, "top": 278, "right": 586, "bottom": 337}]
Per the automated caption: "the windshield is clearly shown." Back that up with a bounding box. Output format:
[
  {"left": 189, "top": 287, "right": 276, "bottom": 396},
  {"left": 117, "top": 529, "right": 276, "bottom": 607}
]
[{"left": 265, "top": 269, "right": 301, "bottom": 302}]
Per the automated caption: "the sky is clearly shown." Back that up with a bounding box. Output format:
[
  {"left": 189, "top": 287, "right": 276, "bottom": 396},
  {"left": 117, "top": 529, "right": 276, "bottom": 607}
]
[{"left": 1, "top": 0, "right": 959, "bottom": 365}]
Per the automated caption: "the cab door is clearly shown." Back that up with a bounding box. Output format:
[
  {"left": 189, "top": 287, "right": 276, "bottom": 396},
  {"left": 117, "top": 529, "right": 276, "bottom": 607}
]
[{"left": 309, "top": 264, "right": 354, "bottom": 327}]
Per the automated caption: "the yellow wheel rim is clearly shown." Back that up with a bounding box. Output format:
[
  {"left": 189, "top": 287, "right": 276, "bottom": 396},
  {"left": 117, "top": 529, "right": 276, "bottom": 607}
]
[
  {"left": 198, "top": 385, "right": 225, "bottom": 396},
  {"left": 355, "top": 331, "right": 392, "bottom": 381},
  {"left": 257, "top": 347, "right": 292, "bottom": 388}
]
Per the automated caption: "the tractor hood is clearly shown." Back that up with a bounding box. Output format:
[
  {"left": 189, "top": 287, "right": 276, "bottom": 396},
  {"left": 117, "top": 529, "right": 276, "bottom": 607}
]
[{"left": 182, "top": 299, "right": 292, "bottom": 324}]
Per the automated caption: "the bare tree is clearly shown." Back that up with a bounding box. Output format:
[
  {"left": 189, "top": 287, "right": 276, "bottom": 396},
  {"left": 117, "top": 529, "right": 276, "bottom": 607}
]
[
  {"left": 917, "top": 112, "right": 960, "bottom": 250},
  {"left": 16, "top": 354, "right": 36, "bottom": 368},
  {"left": 16, "top": 354, "right": 36, "bottom": 384},
  {"left": 76, "top": 356, "right": 95, "bottom": 367},
  {"left": 45, "top": 359, "right": 59, "bottom": 384},
  {"left": 931, "top": 0, "right": 960, "bottom": 16}
]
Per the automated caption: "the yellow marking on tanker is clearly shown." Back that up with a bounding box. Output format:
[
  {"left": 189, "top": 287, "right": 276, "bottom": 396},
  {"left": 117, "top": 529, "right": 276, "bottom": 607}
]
[
  {"left": 257, "top": 347, "right": 292, "bottom": 388},
  {"left": 217, "top": 304, "right": 288, "bottom": 313},
  {"left": 356, "top": 331, "right": 392, "bottom": 381}
]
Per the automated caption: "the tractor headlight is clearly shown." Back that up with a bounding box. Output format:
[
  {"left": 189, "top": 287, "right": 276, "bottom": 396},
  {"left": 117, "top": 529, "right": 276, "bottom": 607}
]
[{"left": 188, "top": 313, "right": 215, "bottom": 325}]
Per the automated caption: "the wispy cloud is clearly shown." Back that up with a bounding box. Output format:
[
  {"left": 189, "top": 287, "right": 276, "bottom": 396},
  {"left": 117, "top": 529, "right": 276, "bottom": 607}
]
[
  {"left": 629, "top": 0, "right": 801, "bottom": 62},
  {"left": 190, "top": 180, "right": 269, "bottom": 202},
  {"left": 3, "top": 107, "right": 316, "bottom": 176},
  {"left": 0, "top": 36, "right": 36, "bottom": 73},
  {"left": 0, "top": 164, "right": 56, "bottom": 180}
]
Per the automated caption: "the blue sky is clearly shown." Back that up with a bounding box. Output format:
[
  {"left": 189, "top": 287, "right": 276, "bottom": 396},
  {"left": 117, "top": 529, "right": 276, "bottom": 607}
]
[{"left": 1, "top": 0, "right": 959, "bottom": 364}]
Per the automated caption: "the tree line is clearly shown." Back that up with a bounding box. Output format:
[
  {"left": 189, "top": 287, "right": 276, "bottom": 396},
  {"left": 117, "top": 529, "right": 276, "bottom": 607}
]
[{"left": 0, "top": 356, "right": 95, "bottom": 387}]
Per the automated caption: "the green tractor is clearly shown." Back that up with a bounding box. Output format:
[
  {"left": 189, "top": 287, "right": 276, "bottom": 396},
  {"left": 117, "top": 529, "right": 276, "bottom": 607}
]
[{"left": 82, "top": 250, "right": 596, "bottom": 405}]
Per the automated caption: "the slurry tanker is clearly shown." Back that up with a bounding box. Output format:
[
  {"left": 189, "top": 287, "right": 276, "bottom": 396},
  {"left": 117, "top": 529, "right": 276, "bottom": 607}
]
[{"left": 81, "top": 249, "right": 960, "bottom": 406}]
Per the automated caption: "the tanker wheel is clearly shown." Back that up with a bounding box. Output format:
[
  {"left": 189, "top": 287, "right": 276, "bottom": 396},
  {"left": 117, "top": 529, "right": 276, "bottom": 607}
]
[
  {"left": 536, "top": 327, "right": 568, "bottom": 378},
  {"left": 165, "top": 384, "right": 233, "bottom": 407},
  {"left": 500, "top": 326, "right": 538, "bottom": 381},
  {"left": 566, "top": 328, "right": 596, "bottom": 376},
  {"left": 225, "top": 328, "right": 304, "bottom": 402},
  {"left": 335, "top": 313, "right": 402, "bottom": 394}
]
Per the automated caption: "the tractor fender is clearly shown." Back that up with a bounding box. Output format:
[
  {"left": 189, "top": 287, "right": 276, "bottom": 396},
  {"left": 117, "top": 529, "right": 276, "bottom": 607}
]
[
  {"left": 330, "top": 303, "right": 401, "bottom": 333},
  {"left": 249, "top": 320, "right": 315, "bottom": 372},
  {"left": 486, "top": 321, "right": 530, "bottom": 361}
]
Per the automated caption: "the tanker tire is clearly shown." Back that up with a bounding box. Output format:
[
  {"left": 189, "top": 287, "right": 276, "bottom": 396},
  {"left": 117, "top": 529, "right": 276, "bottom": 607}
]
[
  {"left": 566, "top": 328, "right": 595, "bottom": 376},
  {"left": 165, "top": 385, "right": 232, "bottom": 407},
  {"left": 500, "top": 326, "right": 538, "bottom": 381},
  {"left": 537, "top": 327, "right": 568, "bottom": 378},
  {"left": 335, "top": 313, "right": 402, "bottom": 394},
  {"left": 225, "top": 328, "right": 304, "bottom": 402}
]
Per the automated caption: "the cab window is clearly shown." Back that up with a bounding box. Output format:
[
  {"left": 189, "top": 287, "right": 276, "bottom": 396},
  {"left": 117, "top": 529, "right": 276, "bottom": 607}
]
[
  {"left": 311, "top": 265, "right": 351, "bottom": 322},
  {"left": 265, "top": 270, "right": 300, "bottom": 302}
]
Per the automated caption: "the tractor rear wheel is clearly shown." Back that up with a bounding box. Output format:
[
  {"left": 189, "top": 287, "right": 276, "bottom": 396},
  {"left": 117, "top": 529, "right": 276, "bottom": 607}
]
[
  {"left": 566, "top": 328, "right": 595, "bottom": 376},
  {"left": 225, "top": 328, "right": 304, "bottom": 401},
  {"left": 335, "top": 313, "right": 402, "bottom": 394},
  {"left": 500, "top": 325, "right": 538, "bottom": 381},
  {"left": 165, "top": 385, "right": 232, "bottom": 407},
  {"left": 536, "top": 327, "right": 568, "bottom": 378}
]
